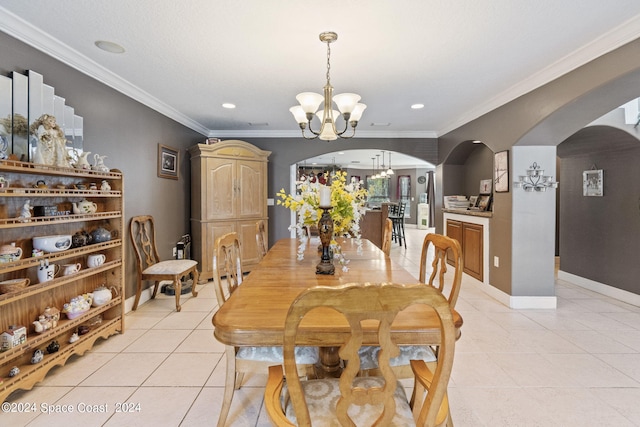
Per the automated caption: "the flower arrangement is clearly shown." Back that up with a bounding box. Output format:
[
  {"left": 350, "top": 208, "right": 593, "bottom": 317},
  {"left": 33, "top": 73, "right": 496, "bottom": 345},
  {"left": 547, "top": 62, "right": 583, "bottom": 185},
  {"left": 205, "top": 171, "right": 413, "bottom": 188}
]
[{"left": 276, "top": 170, "right": 368, "bottom": 270}]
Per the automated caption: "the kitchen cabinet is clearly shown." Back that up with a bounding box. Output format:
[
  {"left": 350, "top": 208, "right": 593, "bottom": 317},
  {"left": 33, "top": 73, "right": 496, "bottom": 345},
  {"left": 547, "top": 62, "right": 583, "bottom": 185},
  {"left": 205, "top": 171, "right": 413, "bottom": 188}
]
[{"left": 446, "top": 219, "right": 483, "bottom": 281}]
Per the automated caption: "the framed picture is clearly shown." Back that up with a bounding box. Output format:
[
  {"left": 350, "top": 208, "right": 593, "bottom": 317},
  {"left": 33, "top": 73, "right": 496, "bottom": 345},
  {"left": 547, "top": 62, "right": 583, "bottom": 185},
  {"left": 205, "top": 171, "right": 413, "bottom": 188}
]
[
  {"left": 494, "top": 150, "right": 509, "bottom": 192},
  {"left": 583, "top": 169, "right": 603, "bottom": 196},
  {"left": 479, "top": 179, "right": 492, "bottom": 195},
  {"left": 158, "top": 144, "right": 179, "bottom": 180},
  {"left": 477, "top": 194, "right": 492, "bottom": 211},
  {"left": 469, "top": 195, "right": 478, "bottom": 207}
]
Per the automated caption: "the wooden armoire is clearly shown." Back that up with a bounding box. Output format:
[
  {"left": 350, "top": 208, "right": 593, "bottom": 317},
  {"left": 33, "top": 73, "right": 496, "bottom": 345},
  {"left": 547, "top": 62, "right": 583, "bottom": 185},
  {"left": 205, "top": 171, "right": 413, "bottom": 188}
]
[{"left": 189, "top": 140, "right": 270, "bottom": 281}]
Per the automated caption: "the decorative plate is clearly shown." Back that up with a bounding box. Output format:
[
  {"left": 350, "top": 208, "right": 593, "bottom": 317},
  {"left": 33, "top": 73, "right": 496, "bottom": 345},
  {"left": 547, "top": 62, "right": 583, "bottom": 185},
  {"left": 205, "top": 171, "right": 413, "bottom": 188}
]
[{"left": 417, "top": 176, "right": 426, "bottom": 184}]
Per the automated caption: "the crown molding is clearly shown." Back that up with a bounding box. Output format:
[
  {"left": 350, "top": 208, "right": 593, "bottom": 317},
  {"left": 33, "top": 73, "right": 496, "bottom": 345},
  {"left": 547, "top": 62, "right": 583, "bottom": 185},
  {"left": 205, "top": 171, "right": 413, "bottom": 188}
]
[
  {"left": 0, "top": 7, "right": 210, "bottom": 136},
  {"left": 438, "top": 14, "right": 640, "bottom": 136},
  {"left": 208, "top": 129, "right": 439, "bottom": 139}
]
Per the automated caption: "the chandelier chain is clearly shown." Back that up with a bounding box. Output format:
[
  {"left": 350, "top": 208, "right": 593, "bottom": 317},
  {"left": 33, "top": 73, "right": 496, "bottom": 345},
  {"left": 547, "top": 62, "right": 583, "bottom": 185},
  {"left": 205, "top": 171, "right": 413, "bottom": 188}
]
[{"left": 326, "top": 40, "right": 331, "bottom": 85}]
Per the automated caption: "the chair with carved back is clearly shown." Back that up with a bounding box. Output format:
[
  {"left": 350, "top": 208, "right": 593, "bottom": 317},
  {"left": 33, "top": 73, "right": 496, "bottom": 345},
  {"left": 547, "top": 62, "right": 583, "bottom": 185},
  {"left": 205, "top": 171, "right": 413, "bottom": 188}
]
[
  {"left": 360, "top": 233, "right": 463, "bottom": 381},
  {"left": 255, "top": 220, "right": 268, "bottom": 261},
  {"left": 213, "top": 232, "right": 318, "bottom": 427},
  {"left": 382, "top": 217, "right": 393, "bottom": 257},
  {"left": 129, "top": 215, "right": 199, "bottom": 312},
  {"left": 418, "top": 233, "right": 463, "bottom": 310},
  {"left": 265, "top": 283, "right": 456, "bottom": 427}
]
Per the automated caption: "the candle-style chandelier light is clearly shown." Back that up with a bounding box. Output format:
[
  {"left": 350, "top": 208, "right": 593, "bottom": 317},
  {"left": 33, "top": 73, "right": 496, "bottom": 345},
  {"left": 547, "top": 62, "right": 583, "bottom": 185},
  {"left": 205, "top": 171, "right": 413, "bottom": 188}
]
[
  {"left": 289, "top": 32, "right": 367, "bottom": 141},
  {"left": 513, "top": 162, "right": 558, "bottom": 192}
]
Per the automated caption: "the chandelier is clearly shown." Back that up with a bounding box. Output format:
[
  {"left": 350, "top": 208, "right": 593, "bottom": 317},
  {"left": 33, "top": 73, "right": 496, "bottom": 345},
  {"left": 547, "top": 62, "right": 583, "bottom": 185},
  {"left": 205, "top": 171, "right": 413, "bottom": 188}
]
[{"left": 289, "top": 32, "right": 367, "bottom": 141}]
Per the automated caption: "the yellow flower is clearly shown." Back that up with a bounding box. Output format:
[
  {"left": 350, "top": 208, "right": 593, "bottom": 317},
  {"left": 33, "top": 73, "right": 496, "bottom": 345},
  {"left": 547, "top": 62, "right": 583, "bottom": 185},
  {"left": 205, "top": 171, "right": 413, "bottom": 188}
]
[{"left": 276, "top": 170, "right": 368, "bottom": 238}]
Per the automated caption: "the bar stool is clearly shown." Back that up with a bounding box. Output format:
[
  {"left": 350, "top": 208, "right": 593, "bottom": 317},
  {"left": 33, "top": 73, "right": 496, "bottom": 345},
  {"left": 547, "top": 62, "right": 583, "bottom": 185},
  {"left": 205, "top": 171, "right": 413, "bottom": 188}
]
[{"left": 388, "top": 202, "right": 406, "bottom": 248}]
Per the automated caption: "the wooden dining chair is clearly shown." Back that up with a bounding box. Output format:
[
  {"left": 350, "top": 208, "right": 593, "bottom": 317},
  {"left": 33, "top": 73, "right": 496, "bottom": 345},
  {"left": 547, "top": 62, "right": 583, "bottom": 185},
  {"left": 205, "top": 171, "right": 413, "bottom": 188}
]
[
  {"left": 213, "top": 232, "right": 318, "bottom": 427},
  {"left": 359, "top": 233, "right": 463, "bottom": 379},
  {"left": 418, "top": 233, "right": 463, "bottom": 309},
  {"left": 255, "top": 220, "right": 268, "bottom": 261},
  {"left": 129, "top": 215, "right": 199, "bottom": 312},
  {"left": 265, "top": 283, "right": 456, "bottom": 427},
  {"left": 381, "top": 217, "right": 393, "bottom": 257}
]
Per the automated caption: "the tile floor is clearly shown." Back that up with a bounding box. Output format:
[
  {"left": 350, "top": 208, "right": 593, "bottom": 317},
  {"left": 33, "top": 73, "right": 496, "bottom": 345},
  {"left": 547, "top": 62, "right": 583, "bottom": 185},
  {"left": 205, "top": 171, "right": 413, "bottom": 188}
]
[{"left": 4, "top": 226, "right": 640, "bottom": 426}]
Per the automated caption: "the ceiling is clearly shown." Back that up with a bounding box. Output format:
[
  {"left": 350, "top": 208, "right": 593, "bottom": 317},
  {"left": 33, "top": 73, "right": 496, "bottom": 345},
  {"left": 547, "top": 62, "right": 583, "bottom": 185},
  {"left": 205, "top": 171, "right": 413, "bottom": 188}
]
[
  {"left": 2, "top": 0, "right": 640, "bottom": 144},
  {"left": 302, "top": 149, "right": 435, "bottom": 170}
]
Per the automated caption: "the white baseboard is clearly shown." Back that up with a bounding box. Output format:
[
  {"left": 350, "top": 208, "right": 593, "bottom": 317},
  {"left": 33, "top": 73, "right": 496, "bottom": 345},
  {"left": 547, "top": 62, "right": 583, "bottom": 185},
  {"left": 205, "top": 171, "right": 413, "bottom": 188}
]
[
  {"left": 469, "top": 274, "right": 557, "bottom": 309},
  {"left": 123, "top": 284, "right": 166, "bottom": 313},
  {"left": 558, "top": 270, "right": 640, "bottom": 307}
]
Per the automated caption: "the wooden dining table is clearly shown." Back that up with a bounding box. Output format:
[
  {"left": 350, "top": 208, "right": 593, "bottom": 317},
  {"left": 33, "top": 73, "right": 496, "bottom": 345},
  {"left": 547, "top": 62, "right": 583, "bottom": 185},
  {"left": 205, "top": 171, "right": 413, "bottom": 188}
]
[{"left": 212, "top": 237, "right": 463, "bottom": 373}]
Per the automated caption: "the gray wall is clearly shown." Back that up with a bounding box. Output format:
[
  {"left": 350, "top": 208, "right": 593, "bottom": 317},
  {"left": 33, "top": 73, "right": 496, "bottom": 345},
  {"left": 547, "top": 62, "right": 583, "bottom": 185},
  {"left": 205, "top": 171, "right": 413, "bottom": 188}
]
[
  {"left": 439, "top": 36, "right": 640, "bottom": 298},
  {"left": 237, "top": 138, "right": 438, "bottom": 244},
  {"left": 558, "top": 125, "right": 640, "bottom": 294},
  {"left": 0, "top": 32, "right": 204, "bottom": 299}
]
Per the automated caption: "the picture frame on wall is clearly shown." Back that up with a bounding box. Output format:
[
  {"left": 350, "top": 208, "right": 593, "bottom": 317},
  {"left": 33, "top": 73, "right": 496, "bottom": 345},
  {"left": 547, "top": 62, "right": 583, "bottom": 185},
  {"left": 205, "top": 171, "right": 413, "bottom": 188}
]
[
  {"left": 583, "top": 169, "right": 603, "bottom": 196},
  {"left": 479, "top": 179, "right": 492, "bottom": 195},
  {"left": 158, "top": 143, "right": 179, "bottom": 180},
  {"left": 494, "top": 150, "right": 509, "bottom": 192}
]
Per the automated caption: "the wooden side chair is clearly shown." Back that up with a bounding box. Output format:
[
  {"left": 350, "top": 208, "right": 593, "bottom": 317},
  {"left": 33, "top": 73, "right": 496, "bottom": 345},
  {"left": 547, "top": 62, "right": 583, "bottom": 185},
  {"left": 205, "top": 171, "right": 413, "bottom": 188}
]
[
  {"left": 129, "top": 215, "right": 199, "bottom": 312},
  {"left": 359, "top": 233, "right": 463, "bottom": 379},
  {"left": 255, "top": 220, "right": 268, "bottom": 261},
  {"left": 213, "top": 232, "right": 318, "bottom": 427},
  {"left": 419, "top": 233, "right": 463, "bottom": 309},
  {"left": 265, "top": 283, "right": 456, "bottom": 427},
  {"left": 381, "top": 217, "right": 393, "bottom": 257}
]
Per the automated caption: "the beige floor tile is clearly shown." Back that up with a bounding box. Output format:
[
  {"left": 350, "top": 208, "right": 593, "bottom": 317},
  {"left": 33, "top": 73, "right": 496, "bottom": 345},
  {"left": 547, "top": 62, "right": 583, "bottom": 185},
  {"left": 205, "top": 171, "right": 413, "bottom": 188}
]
[
  {"left": 595, "top": 353, "right": 640, "bottom": 383},
  {"left": 122, "top": 328, "right": 190, "bottom": 353},
  {"left": 181, "top": 387, "right": 223, "bottom": 426},
  {"left": 143, "top": 353, "right": 216, "bottom": 387},
  {"left": 554, "top": 329, "right": 637, "bottom": 353},
  {"left": 102, "top": 386, "right": 201, "bottom": 426},
  {"left": 179, "top": 295, "right": 217, "bottom": 312},
  {"left": 197, "top": 312, "right": 216, "bottom": 330},
  {"left": 91, "top": 328, "right": 146, "bottom": 353},
  {"left": 80, "top": 352, "right": 168, "bottom": 386},
  {"left": 40, "top": 352, "right": 116, "bottom": 386},
  {"left": 2, "top": 386, "right": 73, "bottom": 426},
  {"left": 124, "top": 310, "right": 168, "bottom": 329},
  {"left": 450, "top": 352, "right": 518, "bottom": 387},
  {"left": 176, "top": 329, "right": 225, "bottom": 353},
  {"left": 26, "top": 386, "right": 137, "bottom": 427},
  {"left": 457, "top": 387, "right": 556, "bottom": 426},
  {"left": 541, "top": 353, "right": 640, "bottom": 387},
  {"left": 527, "top": 387, "right": 636, "bottom": 426},
  {"left": 152, "top": 310, "right": 209, "bottom": 330},
  {"left": 591, "top": 387, "right": 640, "bottom": 425}
]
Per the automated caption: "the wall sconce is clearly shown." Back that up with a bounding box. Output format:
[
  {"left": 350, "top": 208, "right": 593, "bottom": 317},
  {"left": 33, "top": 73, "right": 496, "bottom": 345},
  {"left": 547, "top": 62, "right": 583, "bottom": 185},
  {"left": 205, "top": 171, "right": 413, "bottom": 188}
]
[{"left": 513, "top": 162, "right": 558, "bottom": 192}]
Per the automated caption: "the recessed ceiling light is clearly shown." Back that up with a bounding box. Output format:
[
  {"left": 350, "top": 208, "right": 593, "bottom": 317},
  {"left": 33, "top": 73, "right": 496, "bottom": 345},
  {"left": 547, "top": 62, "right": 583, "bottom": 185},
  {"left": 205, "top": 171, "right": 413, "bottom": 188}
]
[
  {"left": 411, "top": 103, "right": 425, "bottom": 109},
  {"left": 249, "top": 122, "right": 268, "bottom": 126},
  {"left": 371, "top": 123, "right": 390, "bottom": 127},
  {"left": 338, "top": 152, "right": 344, "bottom": 155},
  {"left": 94, "top": 40, "right": 125, "bottom": 54},
  {"left": 222, "top": 103, "right": 236, "bottom": 109},
  {"left": 472, "top": 140, "right": 483, "bottom": 144}
]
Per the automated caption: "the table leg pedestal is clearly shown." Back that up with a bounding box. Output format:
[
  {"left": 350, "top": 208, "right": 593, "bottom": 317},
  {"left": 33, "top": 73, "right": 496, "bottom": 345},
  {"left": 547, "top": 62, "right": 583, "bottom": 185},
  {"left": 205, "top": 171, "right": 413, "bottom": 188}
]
[{"left": 318, "top": 346, "right": 342, "bottom": 378}]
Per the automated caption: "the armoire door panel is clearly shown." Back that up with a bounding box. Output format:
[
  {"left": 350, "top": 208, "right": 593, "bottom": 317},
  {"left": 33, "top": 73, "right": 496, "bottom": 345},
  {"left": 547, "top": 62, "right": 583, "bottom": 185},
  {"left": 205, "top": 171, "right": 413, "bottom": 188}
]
[
  {"left": 204, "top": 221, "right": 237, "bottom": 276},
  {"left": 237, "top": 160, "right": 265, "bottom": 218},
  {"left": 206, "top": 158, "right": 235, "bottom": 220},
  {"left": 238, "top": 220, "right": 261, "bottom": 267}
]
